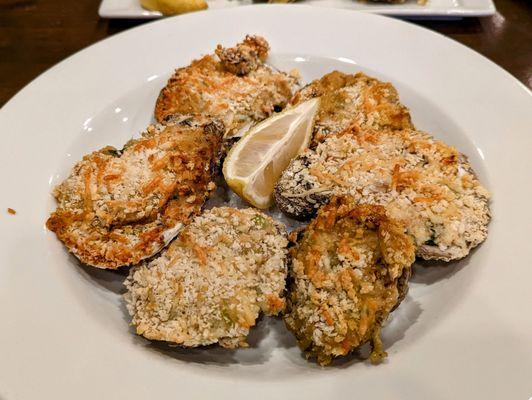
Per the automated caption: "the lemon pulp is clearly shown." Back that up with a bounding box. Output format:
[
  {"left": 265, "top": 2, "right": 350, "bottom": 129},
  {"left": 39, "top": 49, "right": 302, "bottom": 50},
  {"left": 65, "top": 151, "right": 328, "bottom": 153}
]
[{"left": 223, "top": 98, "right": 320, "bottom": 209}]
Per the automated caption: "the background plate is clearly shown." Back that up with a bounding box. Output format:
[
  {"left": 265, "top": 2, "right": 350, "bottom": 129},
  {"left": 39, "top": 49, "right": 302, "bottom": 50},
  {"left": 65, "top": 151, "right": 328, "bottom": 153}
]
[
  {"left": 99, "top": 0, "right": 496, "bottom": 19},
  {"left": 0, "top": 5, "right": 530, "bottom": 400}
]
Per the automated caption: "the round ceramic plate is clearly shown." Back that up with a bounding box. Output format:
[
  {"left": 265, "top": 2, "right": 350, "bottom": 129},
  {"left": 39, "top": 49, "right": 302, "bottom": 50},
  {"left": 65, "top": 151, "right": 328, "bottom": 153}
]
[{"left": 0, "top": 5, "right": 531, "bottom": 399}]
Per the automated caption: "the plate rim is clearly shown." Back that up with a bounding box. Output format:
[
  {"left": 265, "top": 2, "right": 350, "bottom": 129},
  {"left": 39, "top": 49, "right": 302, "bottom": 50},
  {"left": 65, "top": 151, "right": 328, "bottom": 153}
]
[
  {"left": 5, "top": 4, "right": 524, "bottom": 112},
  {"left": 1, "top": 5, "right": 531, "bottom": 400}
]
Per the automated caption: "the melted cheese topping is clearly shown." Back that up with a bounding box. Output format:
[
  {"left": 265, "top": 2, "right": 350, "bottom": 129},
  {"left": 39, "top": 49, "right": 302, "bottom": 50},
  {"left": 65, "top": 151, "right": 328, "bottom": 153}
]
[
  {"left": 125, "top": 207, "right": 288, "bottom": 348},
  {"left": 276, "top": 127, "right": 490, "bottom": 261},
  {"left": 284, "top": 197, "right": 415, "bottom": 365},
  {"left": 291, "top": 71, "right": 413, "bottom": 145},
  {"left": 46, "top": 117, "right": 222, "bottom": 269},
  {"left": 155, "top": 35, "right": 297, "bottom": 136}
]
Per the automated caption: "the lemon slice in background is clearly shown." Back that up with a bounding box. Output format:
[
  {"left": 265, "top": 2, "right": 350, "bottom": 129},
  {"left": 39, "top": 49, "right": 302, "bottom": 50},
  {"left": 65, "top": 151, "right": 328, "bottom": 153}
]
[
  {"left": 140, "top": 0, "right": 207, "bottom": 15},
  {"left": 223, "top": 98, "right": 320, "bottom": 209}
]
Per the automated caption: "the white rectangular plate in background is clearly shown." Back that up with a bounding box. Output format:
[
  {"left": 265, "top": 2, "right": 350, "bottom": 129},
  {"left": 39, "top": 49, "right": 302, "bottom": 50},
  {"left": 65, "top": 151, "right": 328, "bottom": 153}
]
[{"left": 99, "top": 0, "right": 496, "bottom": 19}]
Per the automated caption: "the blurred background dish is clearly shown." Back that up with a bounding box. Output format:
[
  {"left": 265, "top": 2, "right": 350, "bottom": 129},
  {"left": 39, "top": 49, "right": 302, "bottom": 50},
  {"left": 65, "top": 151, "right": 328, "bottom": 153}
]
[{"left": 99, "top": 0, "right": 496, "bottom": 19}]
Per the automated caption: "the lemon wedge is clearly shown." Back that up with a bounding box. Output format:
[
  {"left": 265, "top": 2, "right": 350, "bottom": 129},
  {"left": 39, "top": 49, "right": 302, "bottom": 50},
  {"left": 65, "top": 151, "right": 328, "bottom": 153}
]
[
  {"left": 140, "top": 0, "right": 207, "bottom": 15},
  {"left": 223, "top": 98, "right": 320, "bottom": 209}
]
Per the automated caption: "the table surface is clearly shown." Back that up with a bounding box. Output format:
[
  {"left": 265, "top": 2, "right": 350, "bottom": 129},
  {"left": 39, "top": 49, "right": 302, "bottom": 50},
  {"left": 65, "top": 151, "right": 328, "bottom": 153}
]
[{"left": 0, "top": 0, "right": 530, "bottom": 107}]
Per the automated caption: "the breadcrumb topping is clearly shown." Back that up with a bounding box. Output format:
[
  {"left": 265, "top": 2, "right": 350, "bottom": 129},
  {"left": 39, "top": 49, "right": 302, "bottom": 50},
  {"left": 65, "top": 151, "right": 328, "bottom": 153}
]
[
  {"left": 284, "top": 197, "right": 415, "bottom": 365},
  {"left": 291, "top": 71, "right": 412, "bottom": 146},
  {"left": 46, "top": 116, "right": 223, "bottom": 269},
  {"left": 155, "top": 35, "right": 297, "bottom": 137},
  {"left": 124, "top": 207, "right": 288, "bottom": 348},
  {"left": 215, "top": 35, "right": 269, "bottom": 76},
  {"left": 275, "top": 127, "right": 490, "bottom": 261}
]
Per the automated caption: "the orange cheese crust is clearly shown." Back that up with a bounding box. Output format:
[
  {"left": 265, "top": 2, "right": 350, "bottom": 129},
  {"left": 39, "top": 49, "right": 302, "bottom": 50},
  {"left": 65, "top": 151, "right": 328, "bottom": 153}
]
[
  {"left": 46, "top": 116, "right": 223, "bottom": 269},
  {"left": 284, "top": 196, "right": 415, "bottom": 365},
  {"left": 154, "top": 35, "right": 296, "bottom": 137},
  {"left": 125, "top": 207, "right": 288, "bottom": 348},
  {"left": 275, "top": 126, "right": 490, "bottom": 261},
  {"left": 291, "top": 71, "right": 413, "bottom": 146}
]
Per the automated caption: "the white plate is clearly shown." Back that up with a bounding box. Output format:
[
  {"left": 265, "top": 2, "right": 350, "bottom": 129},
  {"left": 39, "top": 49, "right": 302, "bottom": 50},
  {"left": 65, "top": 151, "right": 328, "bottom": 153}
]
[
  {"left": 1, "top": 5, "right": 530, "bottom": 400},
  {"left": 99, "top": 0, "right": 496, "bottom": 19}
]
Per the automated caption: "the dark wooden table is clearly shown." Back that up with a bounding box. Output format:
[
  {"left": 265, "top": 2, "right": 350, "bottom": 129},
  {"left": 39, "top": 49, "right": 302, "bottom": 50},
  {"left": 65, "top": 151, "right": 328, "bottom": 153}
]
[{"left": 0, "top": 0, "right": 530, "bottom": 106}]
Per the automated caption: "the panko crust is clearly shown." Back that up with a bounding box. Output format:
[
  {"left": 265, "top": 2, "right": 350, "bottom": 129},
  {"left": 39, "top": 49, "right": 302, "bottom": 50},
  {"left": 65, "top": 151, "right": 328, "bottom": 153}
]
[
  {"left": 291, "top": 71, "right": 412, "bottom": 146},
  {"left": 215, "top": 35, "right": 269, "bottom": 76},
  {"left": 284, "top": 197, "right": 415, "bottom": 365},
  {"left": 275, "top": 127, "right": 490, "bottom": 261},
  {"left": 154, "top": 35, "right": 296, "bottom": 137},
  {"left": 46, "top": 116, "right": 223, "bottom": 269},
  {"left": 124, "top": 207, "right": 288, "bottom": 348}
]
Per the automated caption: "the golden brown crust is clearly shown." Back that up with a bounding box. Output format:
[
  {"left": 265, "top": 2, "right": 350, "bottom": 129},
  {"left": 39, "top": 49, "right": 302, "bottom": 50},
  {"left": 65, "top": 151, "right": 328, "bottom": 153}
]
[
  {"left": 291, "top": 71, "right": 412, "bottom": 146},
  {"left": 154, "top": 35, "right": 296, "bottom": 136},
  {"left": 46, "top": 116, "right": 223, "bottom": 269},
  {"left": 275, "top": 127, "right": 490, "bottom": 261},
  {"left": 124, "top": 207, "right": 288, "bottom": 348},
  {"left": 284, "top": 196, "right": 415, "bottom": 365},
  {"left": 215, "top": 35, "right": 269, "bottom": 75}
]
